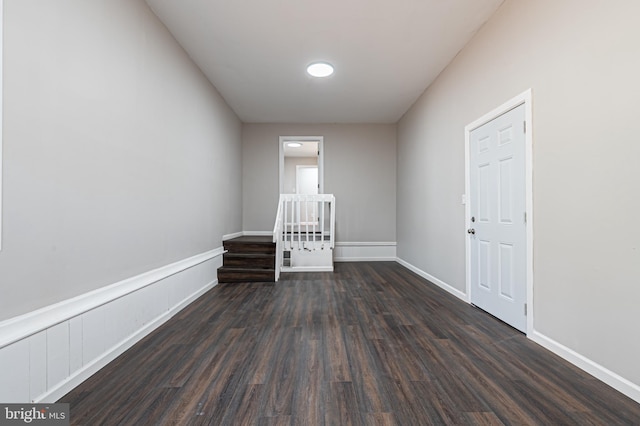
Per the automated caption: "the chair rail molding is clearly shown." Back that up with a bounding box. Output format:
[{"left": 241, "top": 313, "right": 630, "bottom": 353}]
[{"left": 0, "top": 248, "right": 224, "bottom": 403}]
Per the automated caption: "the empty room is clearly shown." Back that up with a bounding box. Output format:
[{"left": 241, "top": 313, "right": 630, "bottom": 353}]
[{"left": 0, "top": 0, "right": 639, "bottom": 424}]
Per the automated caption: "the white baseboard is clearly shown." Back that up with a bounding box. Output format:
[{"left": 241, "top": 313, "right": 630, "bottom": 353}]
[
  {"left": 280, "top": 266, "right": 334, "bottom": 273},
  {"left": 334, "top": 242, "right": 397, "bottom": 262},
  {"left": 395, "top": 257, "right": 468, "bottom": 302},
  {"left": 223, "top": 231, "right": 244, "bottom": 240},
  {"left": 530, "top": 331, "right": 640, "bottom": 404},
  {"left": 0, "top": 249, "right": 224, "bottom": 403},
  {"left": 242, "top": 231, "right": 272, "bottom": 237},
  {"left": 240, "top": 236, "right": 397, "bottom": 262}
]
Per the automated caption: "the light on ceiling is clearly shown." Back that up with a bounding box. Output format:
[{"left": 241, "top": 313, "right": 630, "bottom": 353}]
[
  {"left": 287, "top": 142, "right": 302, "bottom": 148},
  {"left": 307, "top": 62, "right": 334, "bottom": 78}
]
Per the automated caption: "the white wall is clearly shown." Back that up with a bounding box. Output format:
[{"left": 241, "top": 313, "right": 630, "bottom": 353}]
[
  {"left": 398, "top": 0, "right": 640, "bottom": 392},
  {"left": 0, "top": 0, "right": 242, "bottom": 402},
  {"left": 243, "top": 124, "right": 396, "bottom": 244},
  {"left": 0, "top": 0, "right": 242, "bottom": 322}
]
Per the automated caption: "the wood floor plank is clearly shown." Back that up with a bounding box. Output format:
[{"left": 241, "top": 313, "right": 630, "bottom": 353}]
[
  {"left": 290, "top": 339, "right": 325, "bottom": 426},
  {"left": 342, "top": 324, "right": 392, "bottom": 415},
  {"left": 227, "top": 384, "right": 264, "bottom": 426},
  {"left": 59, "top": 262, "right": 640, "bottom": 425},
  {"left": 461, "top": 411, "right": 506, "bottom": 426},
  {"left": 325, "top": 381, "right": 363, "bottom": 426}
]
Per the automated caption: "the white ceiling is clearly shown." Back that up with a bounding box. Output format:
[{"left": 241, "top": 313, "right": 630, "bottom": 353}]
[
  {"left": 146, "top": 0, "right": 504, "bottom": 124},
  {"left": 283, "top": 141, "right": 319, "bottom": 158}
]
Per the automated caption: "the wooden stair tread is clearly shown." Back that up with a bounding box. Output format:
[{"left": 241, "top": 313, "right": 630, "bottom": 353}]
[
  {"left": 224, "top": 252, "right": 275, "bottom": 257},
  {"left": 223, "top": 239, "right": 276, "bottom": 254},
  {"left": 218, "top": 267, "right": 276, "bottom": 272},
  {"left": 223, "top": 252, "right": 275, "bottom": 269},
  {"left": 218, "top": 267, "right": 275, "bottom": 283},
  {"left": 224, "top": 235, "right": 273, "bottom": 243},
  {"left": 218, "top": 236, "right": 277, "bottom": 283}
]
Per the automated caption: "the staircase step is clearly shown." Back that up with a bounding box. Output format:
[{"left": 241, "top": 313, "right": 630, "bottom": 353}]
[
  {"left": 217, "top": 267, "right": 275, "bottom": 283},
  {"left": 218, "top": 237, "right": 277, "bottom": 283},
  {"left": 223, "top": 253, "right": 275, "bottom": 269},
  {"left": 223, "top": 236, "right": 275, "bottom": 254}
]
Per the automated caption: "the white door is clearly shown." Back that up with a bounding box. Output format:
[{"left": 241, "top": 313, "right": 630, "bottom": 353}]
[
  {"left": 296, "top": 165, "right": 318, "bottom": 195},
  {"left": 296, "top": 165, "right": 318, "bottom": 225},
  {"left": 469, "top": 104, "right": 526, "bottom": 332}
]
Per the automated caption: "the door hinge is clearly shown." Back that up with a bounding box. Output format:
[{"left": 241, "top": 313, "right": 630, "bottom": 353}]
[
  {"left": 524, "top": 303, "right": 528, "bottom": 316},
  {"left": 523, "top": 121, "right": 526, "bottom": 133},
  {"left": 524, "top": 212, "right": 527, "bottom": 223}
]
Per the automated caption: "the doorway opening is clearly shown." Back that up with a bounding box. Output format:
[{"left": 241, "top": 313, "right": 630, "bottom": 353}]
[{"left": 279, "top": 136, "right": 324, "bottom": 195}]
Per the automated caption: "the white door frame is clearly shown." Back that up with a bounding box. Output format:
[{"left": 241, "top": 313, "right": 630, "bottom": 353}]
[
  {"left": 279, "top": 136, "right": 324, "bottom": 194},
  {"left": 464, "top": 89, "right": 534, "bottom": 335}
]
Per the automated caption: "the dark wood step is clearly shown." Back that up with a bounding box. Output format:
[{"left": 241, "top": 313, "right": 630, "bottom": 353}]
[
  {"left": 219, "top": 237, "right": 277, "bottom": 283},
  {"left": 223, "top": 236, "right": 275, "bottom": 254},
  {"left": 223, "top": 253, "right": 275, "bottom": 269},
  {"left": 217, "top": 267, "right": 275, "bottom": 283}
]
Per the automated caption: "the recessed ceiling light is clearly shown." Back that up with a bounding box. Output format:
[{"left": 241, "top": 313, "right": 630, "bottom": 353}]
[
  {"left": 307, "top": 62, "right": 334, "bottom": 78},
  {"left": 287, "top": 142, "right": 302, "bottom": 148}
]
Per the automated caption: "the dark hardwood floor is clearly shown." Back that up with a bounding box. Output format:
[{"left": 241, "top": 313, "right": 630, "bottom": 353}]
[{"left": 60, "top": 262, "right": 640, "bottom": 425}]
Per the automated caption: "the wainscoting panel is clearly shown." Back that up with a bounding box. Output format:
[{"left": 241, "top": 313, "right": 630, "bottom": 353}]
[
  {"left": 334, "top": 242, "right": 397, "bottom": 261},
  {"left": 69, "top": 316, "right": 83, "bottom": 374},
  {"left": 0, "top": 338, "right": 29, "bottom": 402},
  {"left": 0, "top": 248, "right": 223, "bottom": 403},
  {"left": 47, "top": 323, "right": 71, "bottom": 391},
  {"left": 29, "top": 332, "right": 47, "bottom": 402}
]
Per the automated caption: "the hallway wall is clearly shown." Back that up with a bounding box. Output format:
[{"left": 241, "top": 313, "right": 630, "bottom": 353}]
[
  {"left": 0, "top": 0, "right": 242, "bottom": 321},
  {"left": 397, "top": 0, "right": 640, "bottom": 390},
  {"left": 242, "top": 123, "right": 396, "bottom": 244}
]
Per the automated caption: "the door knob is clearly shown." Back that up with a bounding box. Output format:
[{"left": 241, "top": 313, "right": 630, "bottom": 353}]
[{"left": 467, "top": 228, "right": 475, "bottom": 235}]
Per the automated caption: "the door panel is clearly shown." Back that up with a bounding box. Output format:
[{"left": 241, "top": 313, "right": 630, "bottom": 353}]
[
  {"left": 296, "top": 165, "right": 319, "bottom": 225},
  {"left": 470, "top": 104, "right": 526, "bottom": 332}
]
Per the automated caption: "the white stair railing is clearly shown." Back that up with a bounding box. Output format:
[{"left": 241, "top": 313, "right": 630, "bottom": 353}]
[
  {"left": 273, "top": 195, "right": 285, "bottom": 281},
  {"left": 273, "top": 194, "right": 336, "bottom": 280}
]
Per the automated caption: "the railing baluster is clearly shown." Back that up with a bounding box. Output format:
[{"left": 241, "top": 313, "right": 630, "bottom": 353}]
[
  {"left": 320, "top": 200, "right": 325, "bottom": 249},
  {"left": 283, "top": 198, "right": 288, "bottom": 250},
  {"left": 330, "top": 197, "right": 335, "bottom": 249},
  {"left": 289, "top": 198, "right": 293, "bottom": 251},
  {"left": 296, "top": 199, "right": 302, "bottom": 250},
  {"left": 312, "top": 199, "right": 317, "bottom": 251},
  {"left": 305, "top": 196, "right": 309, "bottom": 248}
]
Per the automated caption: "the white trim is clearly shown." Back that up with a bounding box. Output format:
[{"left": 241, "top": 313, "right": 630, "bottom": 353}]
[
  {"left": 242, "top": 231, "right": 273, "bottom": 237},
  {"left": 279, "top": 136, "right": 324, "bottom": 194},
  {"left": 396, "top": 258, "right": 468, "bottom": 302},
  {"left": 530, "top": 331, "right": 640, "bottom": 404},
  {"left": 334, "top": 242, "right": 397, "bottom": 262},
  {"left": 35, "top": 280, "right": 216, "bottom": 403},
  {"left": 335, "top": 241, "right": 397, "bottom": 247},
  {"left": 280, "top": 266, "right": 334, "bottom": 273},
  {"left": 464, "top": 89, "right": 534, "bottom": 335},
  {"left": 223, "top": 231, "right": 244, "bottom": 241},
  {"left": 0, "top": 248, "right": 224, "bottom": 350}
]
